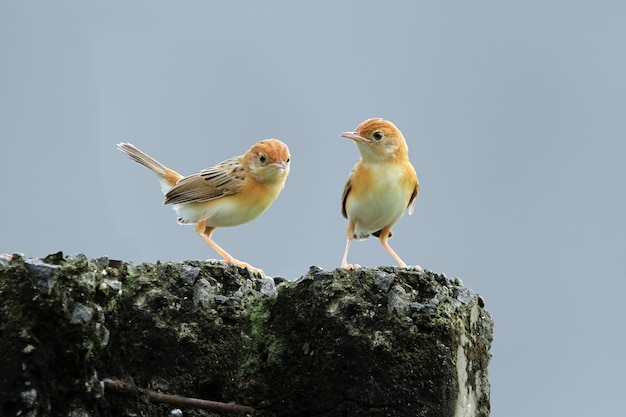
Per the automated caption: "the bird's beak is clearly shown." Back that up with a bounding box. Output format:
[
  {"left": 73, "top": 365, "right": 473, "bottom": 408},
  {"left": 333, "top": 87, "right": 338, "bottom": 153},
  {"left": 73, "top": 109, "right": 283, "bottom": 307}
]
[
  {"left": 341, "top": 131, "right": 370, "bottom": 144},
  {"left": 271, "top": 160, "right": 287, "bottom": 170}
]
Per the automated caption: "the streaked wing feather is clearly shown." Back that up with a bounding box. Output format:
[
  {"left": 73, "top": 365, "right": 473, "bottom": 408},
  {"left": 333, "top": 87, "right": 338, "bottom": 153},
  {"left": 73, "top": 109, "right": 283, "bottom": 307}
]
[
  {"left": 164, "top": 157, "right": 245, "bottom": 204},
  {"left": 341, "top": 166, "right": 356, "bottom": 219},
  {"left": 407, "top": 182, "right": 419, "bottom": 215}
]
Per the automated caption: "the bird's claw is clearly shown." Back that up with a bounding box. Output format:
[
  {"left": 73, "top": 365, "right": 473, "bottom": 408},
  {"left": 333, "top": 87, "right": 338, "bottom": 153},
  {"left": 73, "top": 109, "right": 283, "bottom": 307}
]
[
  {"left": 207, "top": 258, "right": 264, "bottom": 276},
  {"left": 407, "top": 264, "right": 424, "bottom": 271},
  {"left": 237, "top": 263, "right": 265, "bottom": 276}
]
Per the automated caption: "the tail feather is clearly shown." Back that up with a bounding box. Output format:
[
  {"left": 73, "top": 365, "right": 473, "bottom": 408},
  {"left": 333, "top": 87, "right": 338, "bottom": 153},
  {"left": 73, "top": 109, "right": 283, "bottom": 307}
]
[{"left": 117, "top": 143, "right": 183, "bottom": 194}]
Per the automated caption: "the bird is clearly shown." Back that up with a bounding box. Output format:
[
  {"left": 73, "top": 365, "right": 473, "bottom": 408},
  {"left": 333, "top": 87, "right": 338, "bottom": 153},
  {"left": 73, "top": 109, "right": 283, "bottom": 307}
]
[
  {"left": 117, "top": 139, "right": 290, "bottom": 273},
  {"left": 340, "top": 118, "right": 419, "bottom": 269}
]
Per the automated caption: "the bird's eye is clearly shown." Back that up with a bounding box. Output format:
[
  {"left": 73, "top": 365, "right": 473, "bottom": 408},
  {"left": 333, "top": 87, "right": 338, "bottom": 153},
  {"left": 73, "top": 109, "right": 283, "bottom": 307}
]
[
  {"left": 286, "top": 157, "right": 290, "bottom": 163},
  {"left": 259, "top": 153, "right": 267, "bottom": 163},
  {"left": 372, "top": 131, "right": 384, "bottom": 141}
]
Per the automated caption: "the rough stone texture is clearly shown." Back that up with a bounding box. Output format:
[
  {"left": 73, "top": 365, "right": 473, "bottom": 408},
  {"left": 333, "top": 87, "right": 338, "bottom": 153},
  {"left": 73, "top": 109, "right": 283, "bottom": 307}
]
[{"left": 0, "top": 252, "right": 493, "bottom": 417}]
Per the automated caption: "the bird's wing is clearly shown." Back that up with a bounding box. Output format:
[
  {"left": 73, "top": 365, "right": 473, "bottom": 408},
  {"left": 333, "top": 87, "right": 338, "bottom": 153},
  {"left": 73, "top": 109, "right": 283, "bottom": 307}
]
[
  {"left": 341, "top": 165, "right": 357, "bottom": 219},
  {"left": 407, "top": 180, "right": 419, "bottom": 215},
  {"left": 164, "top": 157, "right": 246, "bottom": 205}
]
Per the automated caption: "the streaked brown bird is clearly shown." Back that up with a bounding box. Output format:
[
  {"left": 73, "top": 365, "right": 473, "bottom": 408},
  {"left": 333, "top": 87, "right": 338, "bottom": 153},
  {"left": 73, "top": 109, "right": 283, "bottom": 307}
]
[
  {"left": 117, "top": 139, "right": 290, "bottom": 273},
  {"left": 340, "top": 118, "right": 419, "bottom": 269}
]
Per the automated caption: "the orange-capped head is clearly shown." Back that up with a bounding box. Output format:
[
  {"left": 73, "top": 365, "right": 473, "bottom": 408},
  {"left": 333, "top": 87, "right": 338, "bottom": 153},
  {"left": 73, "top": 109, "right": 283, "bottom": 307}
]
[
  {"left": 341, "top": 118, "right": 409, "bottom": 162},
  {"left": 244, "top": 139, "right": 291, "bottom": 183}
]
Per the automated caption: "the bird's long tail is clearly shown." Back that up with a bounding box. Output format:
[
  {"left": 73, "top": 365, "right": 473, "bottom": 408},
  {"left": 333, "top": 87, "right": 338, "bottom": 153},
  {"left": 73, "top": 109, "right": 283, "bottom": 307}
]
[{"left": 117, "top": 143, "right": 183, "bottom": 194}]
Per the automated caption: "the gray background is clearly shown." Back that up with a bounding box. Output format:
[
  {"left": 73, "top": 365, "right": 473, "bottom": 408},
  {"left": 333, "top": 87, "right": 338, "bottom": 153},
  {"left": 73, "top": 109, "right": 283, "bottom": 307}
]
[{"left": 2, "top": 1, "right": 625, "bottom": 415}]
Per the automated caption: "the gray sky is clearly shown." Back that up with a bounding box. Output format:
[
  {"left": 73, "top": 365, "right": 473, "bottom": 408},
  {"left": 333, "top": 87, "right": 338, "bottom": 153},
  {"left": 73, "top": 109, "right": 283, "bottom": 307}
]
[{"left": 2, "top": 1, "right": 625, "bottom": 415}]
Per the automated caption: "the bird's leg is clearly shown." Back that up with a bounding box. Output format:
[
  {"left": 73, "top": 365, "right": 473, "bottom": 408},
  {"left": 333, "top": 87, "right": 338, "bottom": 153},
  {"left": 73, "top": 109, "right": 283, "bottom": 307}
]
[
  {"left": 341, "top": 222, "right": 360, "bottom": 269},
  {"left": 378, "top": 226, "right": 407, "bottom": 268},
  {"left": 341, "top": 238, "right": 353, "bottom": 269},
  {"left": 194, "top": 221, "right": 262, "bottom": 274}
]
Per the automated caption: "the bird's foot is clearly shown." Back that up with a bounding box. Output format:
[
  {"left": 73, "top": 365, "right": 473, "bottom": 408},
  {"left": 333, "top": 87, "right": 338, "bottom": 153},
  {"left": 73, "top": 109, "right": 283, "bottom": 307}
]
[
  {"left": 341, "top": 263, "right": 361, "bottom": 270},
  {"left": 233, "top": 261, "right": 264, "bottom": 276},
  {"left": 207, "top": 258, "right": 264, "bottom": 276}
]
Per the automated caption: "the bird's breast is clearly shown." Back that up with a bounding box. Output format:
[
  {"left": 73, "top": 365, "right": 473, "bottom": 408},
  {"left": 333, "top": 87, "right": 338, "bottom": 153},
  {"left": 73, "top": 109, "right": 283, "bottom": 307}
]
[
  {"left": 346, "top": 162, "right": 415, "bottom": 236},
  {"left": 173, "top": 178, "right": 285, "bottom": 227}
]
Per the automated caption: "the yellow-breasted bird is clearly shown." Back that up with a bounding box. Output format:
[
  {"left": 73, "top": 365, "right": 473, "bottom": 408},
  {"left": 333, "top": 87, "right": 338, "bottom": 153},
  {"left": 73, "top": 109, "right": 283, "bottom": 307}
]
[
  {"left": 340, "top": 118, "right": 419, "bottom": 268},
  {"left": 117, "top": 139, "right": 290, "bottom": 273}
]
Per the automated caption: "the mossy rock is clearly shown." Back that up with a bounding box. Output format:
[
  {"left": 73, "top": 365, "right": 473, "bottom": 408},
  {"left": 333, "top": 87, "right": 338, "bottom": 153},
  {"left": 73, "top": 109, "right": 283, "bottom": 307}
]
[{"left": 0, "top": 253, "right": 492, "bottom": 417}]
